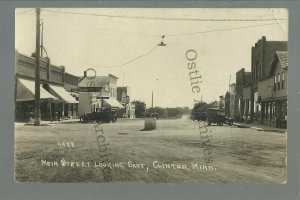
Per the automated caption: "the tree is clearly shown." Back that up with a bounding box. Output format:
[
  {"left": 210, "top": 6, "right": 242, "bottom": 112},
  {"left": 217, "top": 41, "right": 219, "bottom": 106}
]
[
  {"left": 146, "top": 107, "right": 164, "bottom": 117},
  {"left": 132, "top": 100, "right": 146, "bottom": 118},
  {"left": 192, "top": 102, "right": 209, "bottom": 114}
]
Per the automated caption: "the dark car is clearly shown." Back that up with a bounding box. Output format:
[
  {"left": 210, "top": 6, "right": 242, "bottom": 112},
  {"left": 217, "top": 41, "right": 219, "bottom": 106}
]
[
  {"left": 80, "top": 108, "right": 117, "bottom": 123},
  {"left": 192, "top": 111, "right": 207, "bottom": 121},
  {"left": 206, "top": 108, "right": 226, "bottom": 126}
]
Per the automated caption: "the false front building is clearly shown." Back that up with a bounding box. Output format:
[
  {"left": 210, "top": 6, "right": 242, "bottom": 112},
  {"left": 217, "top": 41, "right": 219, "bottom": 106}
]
[
  {"left": 78, "top": 74, "right": 123, "bottom": 115},
  {"left": 257, "top": 51, "right": 288, "bottom": 127},
  {"left": 15, "top": 51, "right": 79, "bottom": 121},
  {"left": 251, "top": 36, "right": 287, "bottom": 122}
]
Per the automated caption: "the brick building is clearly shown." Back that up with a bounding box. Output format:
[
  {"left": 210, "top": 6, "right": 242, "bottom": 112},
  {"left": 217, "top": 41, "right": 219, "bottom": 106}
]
[
  {"left": 235, "top": 68, "right": 251, "bottom": 120},
  {"left": 15, "top": 51, "right": 78, "bottom": 121},
  {"left": 251, "top": 36, "right": 287, "bottom": 122}
]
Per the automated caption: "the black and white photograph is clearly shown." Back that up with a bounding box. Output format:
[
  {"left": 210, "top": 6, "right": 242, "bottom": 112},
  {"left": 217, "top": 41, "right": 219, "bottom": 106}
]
[{"left": 14, "top": 8, "right": 288, "bottom": 183}]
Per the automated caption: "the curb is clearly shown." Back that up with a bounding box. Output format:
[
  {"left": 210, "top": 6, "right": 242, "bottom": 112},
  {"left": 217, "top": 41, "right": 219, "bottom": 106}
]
[{"left": 233, "top": 123, "right": 286, "bottom": 133}]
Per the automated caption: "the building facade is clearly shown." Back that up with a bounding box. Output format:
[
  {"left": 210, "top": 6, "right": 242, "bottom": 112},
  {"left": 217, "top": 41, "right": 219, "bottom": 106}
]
[
  {"left": 235, "top": 68, "right": 251, "bottom": 120},
  {"left": 229, "top": 83, "right": 236, "bottom": 118},
  {"left": 116, "top": 86, "right": 135, "bottom": 119},
  {"left": 258, "top": 51, "right": 288, "bottom": 127},
  {"left": 15, "top": 51, "right": 78, "bottom": 121},
  {"left": 251, "top": 36, "right": 287, "bottom": 122},
  {"left": 78, "top": 74, "right": 123, "bottom": 116},
  {"left": 224, "top": 83, "right": 236, "bottom": 119}
]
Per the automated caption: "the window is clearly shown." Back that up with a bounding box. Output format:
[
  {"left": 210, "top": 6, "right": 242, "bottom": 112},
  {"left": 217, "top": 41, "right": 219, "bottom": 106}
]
[
  {"left": 282, "top": 72, "right": 285, "bottom": 89},
  {"left": 277, "top": 74, "right": 281, "bottom": 90},
  {"left": 274, "top": 75, "right": 277, "bottom": 91}
]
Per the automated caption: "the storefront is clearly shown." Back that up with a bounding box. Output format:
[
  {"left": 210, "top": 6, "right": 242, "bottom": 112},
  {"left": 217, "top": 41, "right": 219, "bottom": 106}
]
[
  {"left": 48, "top": 84, "right": 79, "bottom": 118},
  {"left": 15, "top": 78, "right": 79, "bottom": 121},
  {"left": 15, "top": 78, "right": 59, "bottom": 121}
]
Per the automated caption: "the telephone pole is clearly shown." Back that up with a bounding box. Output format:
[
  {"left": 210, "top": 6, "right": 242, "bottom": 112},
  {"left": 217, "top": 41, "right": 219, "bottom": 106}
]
[
  {"left": 34, "top": 8, "right": 41, "bottom": 126},
  {"left": 41, "top": 21, "right": 43, "bottom": 57},
  {"left": 151, "top": 91, "right": 153, "bottom": 108}
]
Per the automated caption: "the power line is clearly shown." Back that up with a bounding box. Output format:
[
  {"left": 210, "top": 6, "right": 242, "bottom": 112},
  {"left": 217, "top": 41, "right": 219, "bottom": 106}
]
[
  {"left": 68, "top": 21, "right": 287, "bottom": 69},
  {"left": 38, "top": 11, "right": 288, "bottom": 38},
  {"left": 166, "top": 21, "right": 288, "bottom": 37},
  {"left": 61, "top": 22, "right": 160, "bottom": 37},
  {"left": 42, "top": 9, "right": 288, "bottom": 22},
  {"left": 272, "top": 8, "right": 287, "bottom": 36},
  {"left": 35, "top": 9, "right": 288, "bottom": 69},
  {"left": 80, "top": 45, "right": 159, "bottom": 69}
]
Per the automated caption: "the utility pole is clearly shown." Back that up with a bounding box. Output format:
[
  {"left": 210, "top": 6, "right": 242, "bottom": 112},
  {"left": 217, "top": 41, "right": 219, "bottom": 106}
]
[
  {"left": 34, "top": 8, "right": 41, "bottom": 126},
  {"left": 41, "top": 21, "right": 43, "bottom": 57},
  {"left": 151, "top": 91, "right": 153, "bottom": 108}
]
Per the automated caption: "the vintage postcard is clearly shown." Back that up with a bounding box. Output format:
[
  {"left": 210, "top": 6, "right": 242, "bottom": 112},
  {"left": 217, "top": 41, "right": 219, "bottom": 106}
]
[{"left": 15, "top": 8, "right": 288, "bottom": 183}]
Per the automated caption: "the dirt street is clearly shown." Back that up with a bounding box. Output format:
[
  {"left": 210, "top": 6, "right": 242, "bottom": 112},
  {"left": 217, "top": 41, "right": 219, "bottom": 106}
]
[{"left": 15, "top": 116, "right": 286, "bottom": 183}]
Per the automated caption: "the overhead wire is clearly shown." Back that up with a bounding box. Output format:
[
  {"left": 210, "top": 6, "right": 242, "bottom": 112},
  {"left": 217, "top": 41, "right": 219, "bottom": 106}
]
[
  {"left": 166, "top": 21, "right": 288, "bottom": 37},
  {"left": 80, "top": 45, "right": 159, "bottom": 69},
  {"left": 37, "top": 8, "right": 288, "bottom": 68},
  {"left": 40, "top": 10, "right": 288, "bottom": 38},
  {"left": 41, "top": 9, "right": 288, "bottom": 22}
]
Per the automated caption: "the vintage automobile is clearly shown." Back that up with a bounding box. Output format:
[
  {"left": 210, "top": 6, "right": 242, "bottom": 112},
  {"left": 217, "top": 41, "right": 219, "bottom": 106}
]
[
  {"left": 206, "top": 108, "right": 226, "bottom": 126},
  {"left": 79, "top": 108, "right": 117, "bottom": 123},
  {"left": 192, "top": 111, "right": 207, "bottom": 121}
]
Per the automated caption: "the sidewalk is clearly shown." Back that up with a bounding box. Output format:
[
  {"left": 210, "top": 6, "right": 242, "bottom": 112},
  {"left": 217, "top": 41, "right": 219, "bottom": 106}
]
[
  {"left": 15, "top": 118, "right": 80, "bottom": 126},
  {"left": 15, "top": 118, "right": 143, "bottom": 126},
  {"left": 233, "top": 122, "right": 286, "bottom": 133}
]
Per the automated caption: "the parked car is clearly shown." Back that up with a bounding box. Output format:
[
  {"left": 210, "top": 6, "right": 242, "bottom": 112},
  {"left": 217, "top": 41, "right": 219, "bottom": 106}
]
[
  {"left": 79, "top": 108, "right": 117, "bottom": 123},
  {"left": 206, "top": 108, "right": 226, "bottom": 126},
  {"left": 192, "top": 111, "right": 207, "bottom": 121}
]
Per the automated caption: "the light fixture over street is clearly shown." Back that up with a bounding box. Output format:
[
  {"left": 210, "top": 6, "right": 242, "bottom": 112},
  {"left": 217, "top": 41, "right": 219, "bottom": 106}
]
[{"left": 158, "top": 35, "right": 167, "bottom": 46}]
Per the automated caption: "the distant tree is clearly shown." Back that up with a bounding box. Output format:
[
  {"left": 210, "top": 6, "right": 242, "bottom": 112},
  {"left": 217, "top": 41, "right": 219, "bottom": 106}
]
[
  {"left": 132, "top": 100, "right": 146, "bottom": 118},
  {"left": 145, "top": 107, "right": 189, "bottom": 119},
  {"left": 192, "top": 102, "right": 209, "bottom": 114},
  {"left": 165, "top": 107, "right": 181, "bottom": 118},
  {"left": 147, "top": 107, "right": 164, "bottom": 117},
  {"left": 182, "top": 106, "right": 191, "bottom": 114}
]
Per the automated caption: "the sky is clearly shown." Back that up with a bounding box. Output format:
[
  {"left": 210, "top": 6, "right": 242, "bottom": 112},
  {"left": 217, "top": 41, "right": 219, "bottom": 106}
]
[{"left": 15, "top": 8, "right": 288, "bottom": 108}]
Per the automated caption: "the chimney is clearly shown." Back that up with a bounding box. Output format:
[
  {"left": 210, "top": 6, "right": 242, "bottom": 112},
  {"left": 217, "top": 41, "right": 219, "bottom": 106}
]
[{"left": 84, "top": 71, "right": 87, "bottom": 77}]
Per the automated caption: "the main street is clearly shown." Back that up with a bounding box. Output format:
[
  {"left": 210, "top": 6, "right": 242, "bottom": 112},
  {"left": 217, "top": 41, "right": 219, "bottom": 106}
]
[{"left": 15, "top": 116, "right": 286, "bottom": 183}]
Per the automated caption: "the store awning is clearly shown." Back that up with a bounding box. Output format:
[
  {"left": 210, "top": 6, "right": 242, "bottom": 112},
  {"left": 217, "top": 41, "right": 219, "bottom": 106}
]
[
  {"left": 103, "top": 98, "right": 123, "bottom": 108},
  {"left": 49, "top": 85, "right": 79, "bottom": 103},
  {"left": 16, "top": 78, "right": 58, "bottom": 101}
]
